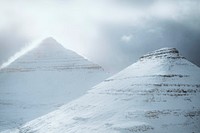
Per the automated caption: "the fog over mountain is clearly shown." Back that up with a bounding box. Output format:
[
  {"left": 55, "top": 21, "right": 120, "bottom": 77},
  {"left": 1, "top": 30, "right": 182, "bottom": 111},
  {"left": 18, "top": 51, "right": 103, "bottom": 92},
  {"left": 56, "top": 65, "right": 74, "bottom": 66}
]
[
  {"left": 0, "top": 0, "right": 200, "bottom": 72},
  {"left": 0, "top": 38, "right": 109, "bottom": 131}
]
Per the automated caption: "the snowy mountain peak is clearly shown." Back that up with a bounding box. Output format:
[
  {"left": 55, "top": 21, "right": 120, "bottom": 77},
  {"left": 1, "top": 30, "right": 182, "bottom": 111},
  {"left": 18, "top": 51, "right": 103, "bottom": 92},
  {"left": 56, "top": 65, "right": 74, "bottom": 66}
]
[
  {"left": 40, "top": 37, "right": 61, "bottom": 46},
  {"left": 140, "top": 47, "right": 184, "bottom": 61},
  {"left": 0, "top": 38, "right": 103, "bottom": 72},
  {"left": 0, "top": 38, "right": 110, "bottom": 131},
  {"left": 10, "top": 47, "right": 200, "bottom": 133},
  {"left": 36, "top": 37, "right": 66, "bottom": 50},
  {"left": 42, "top": 37, "right": 57, "bottom": 43}
]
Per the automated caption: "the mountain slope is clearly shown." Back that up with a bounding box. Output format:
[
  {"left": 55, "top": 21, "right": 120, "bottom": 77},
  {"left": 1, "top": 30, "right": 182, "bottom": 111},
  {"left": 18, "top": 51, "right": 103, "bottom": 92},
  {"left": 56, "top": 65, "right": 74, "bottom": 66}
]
[
  {"left": 0, "top": 37, "right": 109, "bottom": 131},
  {"left": 10, "top": 48, "right": 200, "bottom": 133},
  {"left": 1, "top": 37, "right": 102, "bottom": 72}
]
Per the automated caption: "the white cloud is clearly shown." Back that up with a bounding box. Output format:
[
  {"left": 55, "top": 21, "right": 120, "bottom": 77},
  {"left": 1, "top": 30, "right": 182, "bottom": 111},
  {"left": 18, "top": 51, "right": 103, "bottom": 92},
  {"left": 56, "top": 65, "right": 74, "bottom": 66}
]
[
  {"left": 0, "top": 0, "right": 199, "bottom": 71},
  {"left": 0, "top": 39, "right": 42, "bottom": 69},
  {"left": 0, "top": 0, "right": 196, "bottom": 51},
  {"left": 121, "top": 34, "right": 133, "bottom": 43}
]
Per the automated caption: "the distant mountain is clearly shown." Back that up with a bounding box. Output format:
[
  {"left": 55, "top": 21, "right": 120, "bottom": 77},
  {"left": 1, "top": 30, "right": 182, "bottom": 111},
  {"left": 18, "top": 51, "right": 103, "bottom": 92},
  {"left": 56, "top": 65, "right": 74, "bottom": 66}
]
[
  {"left": 0, "top": 37, "right": 109, "bottom": 131},
  {"left": 10, "top": 48, "right": 200, "bottom": 133},
  {"left": 1, "top": 37, "right": 103, "bottom": 72}
]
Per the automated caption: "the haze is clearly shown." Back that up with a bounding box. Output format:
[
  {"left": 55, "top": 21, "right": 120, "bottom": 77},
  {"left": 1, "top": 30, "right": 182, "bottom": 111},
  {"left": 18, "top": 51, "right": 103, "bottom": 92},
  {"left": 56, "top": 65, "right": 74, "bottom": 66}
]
[{"left": 0, "top": 0, "right": 200, "bottom": 72}]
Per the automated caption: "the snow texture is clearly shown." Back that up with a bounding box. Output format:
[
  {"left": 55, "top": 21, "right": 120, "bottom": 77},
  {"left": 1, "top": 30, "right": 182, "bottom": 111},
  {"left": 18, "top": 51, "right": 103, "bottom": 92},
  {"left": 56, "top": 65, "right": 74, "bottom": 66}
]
[
  {"left": 2, "top": 47, "right": 200, "bottom": 133},
  {"left": 0, "top": 37, "right": 109, "bottom": 131}
]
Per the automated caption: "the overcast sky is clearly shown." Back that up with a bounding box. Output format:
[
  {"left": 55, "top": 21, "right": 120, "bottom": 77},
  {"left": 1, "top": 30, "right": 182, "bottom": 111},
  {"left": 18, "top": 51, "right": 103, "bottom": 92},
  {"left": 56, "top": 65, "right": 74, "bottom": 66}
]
[{"left": 0, "top": 0, "right": 200, "bottom": 72}]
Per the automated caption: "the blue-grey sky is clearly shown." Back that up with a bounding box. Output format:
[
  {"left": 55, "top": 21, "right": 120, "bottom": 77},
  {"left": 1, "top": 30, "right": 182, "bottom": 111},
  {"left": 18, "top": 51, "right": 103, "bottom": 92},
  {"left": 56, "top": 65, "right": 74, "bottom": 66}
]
[{"left": 0, "top": 0, "right": 200, "bottom": 72}]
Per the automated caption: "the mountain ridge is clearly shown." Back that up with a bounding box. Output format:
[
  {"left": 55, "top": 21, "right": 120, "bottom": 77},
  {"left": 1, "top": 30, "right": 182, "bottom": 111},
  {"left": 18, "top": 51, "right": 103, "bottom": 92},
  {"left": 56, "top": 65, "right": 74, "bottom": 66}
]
[{"left": 7, "top": 47, "right": 200, "bottom": 133}]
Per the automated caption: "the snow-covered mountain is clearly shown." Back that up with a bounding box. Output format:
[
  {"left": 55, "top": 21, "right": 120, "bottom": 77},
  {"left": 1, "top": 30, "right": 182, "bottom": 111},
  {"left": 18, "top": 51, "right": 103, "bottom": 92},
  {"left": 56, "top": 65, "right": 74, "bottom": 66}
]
[
  {"left": 8, "top": 47, "right": 200, "bottom": 133},
  {"left": 0, "top": 37, "right": 109, "bottom": 131}
]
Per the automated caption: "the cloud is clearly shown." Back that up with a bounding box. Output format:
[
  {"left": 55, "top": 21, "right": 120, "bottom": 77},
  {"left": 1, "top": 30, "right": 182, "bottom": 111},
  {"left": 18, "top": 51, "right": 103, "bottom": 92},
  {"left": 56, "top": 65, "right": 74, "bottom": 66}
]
[
  {"left": 0, "top": 0, "right": 199, "bottom": 72},
  {"left": 0, "top": 25, "right": 32, "bottom": 65},
  {"left": 0, "top": 39, "right": 41, "bottom": 69},
  {"left": 121, "top": 34, "right": 132, "bottom": 43}
]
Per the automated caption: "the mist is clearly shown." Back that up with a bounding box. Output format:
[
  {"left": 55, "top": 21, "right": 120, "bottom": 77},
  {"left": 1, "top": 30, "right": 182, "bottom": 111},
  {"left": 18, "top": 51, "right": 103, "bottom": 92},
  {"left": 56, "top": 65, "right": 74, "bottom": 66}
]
[{"left": 0, "top": 0, "right": 200, "bottom": 72}]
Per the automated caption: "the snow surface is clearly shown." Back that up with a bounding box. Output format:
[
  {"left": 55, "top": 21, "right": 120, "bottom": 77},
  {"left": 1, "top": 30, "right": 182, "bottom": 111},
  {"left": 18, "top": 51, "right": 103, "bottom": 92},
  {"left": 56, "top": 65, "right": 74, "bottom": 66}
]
[
  {"left": 4, "top": 47, "right": 200, "bottom": 133},
  {"left": 0, "top": 38, "right": 110, "bottom": 131}
]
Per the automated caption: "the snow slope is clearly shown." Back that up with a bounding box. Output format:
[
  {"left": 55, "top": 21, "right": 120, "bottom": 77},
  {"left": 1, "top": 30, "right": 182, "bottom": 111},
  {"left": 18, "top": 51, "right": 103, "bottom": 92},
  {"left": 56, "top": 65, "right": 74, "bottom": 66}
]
[
  {"left": 8, "top": 47, "right": 200, "bottom": 133},
  {"left": 0, "top": 37, "right": 109, "bottom": 131}
]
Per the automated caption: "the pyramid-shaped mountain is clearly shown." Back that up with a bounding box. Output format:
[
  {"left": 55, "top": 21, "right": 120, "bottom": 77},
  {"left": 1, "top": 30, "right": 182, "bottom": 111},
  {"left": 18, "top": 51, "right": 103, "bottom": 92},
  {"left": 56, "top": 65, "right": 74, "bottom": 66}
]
[
  {"left": 1, "top": 37, "right": 102, "bottom": 72},
  {"left": 0, "top": 38, "right": 109, "bottom": 131},
  {"left": 12, "top": 48, "right": 200, "bottom": 133}
]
